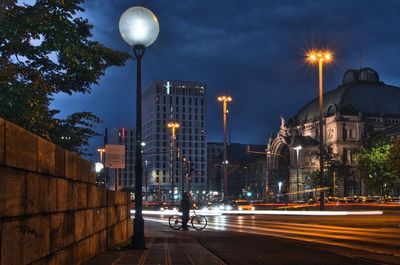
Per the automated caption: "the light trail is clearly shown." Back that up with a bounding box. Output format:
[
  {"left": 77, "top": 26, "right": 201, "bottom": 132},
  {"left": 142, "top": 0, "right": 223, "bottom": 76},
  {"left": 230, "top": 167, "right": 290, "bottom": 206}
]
[{"left": 133, "top": 209, "right": 383, "bottom": 216}]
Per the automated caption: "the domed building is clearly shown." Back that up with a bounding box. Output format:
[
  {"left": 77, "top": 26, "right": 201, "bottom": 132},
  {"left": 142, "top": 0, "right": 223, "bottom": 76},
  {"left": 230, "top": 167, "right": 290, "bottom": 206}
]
[{"left": 266, "top": 67, "right": 400, "bottom": 200}]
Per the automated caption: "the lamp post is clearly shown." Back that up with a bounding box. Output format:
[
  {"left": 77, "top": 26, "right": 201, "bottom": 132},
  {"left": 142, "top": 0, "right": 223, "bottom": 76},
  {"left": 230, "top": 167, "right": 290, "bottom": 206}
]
[
  {"left": 307, "top": 50, "right": 333, "bottom": 210},
  {"left": 119, "top": 6, "right": 159, "bottom": 249},
  {"left": 294, "top": 145, "right": 302, "bottom": 200},
  {"left": 167, "top": 122, "right": 180, "bottom": 202},
  {"left": 217, "top": 96, "right": 232, "bottom": 199}
]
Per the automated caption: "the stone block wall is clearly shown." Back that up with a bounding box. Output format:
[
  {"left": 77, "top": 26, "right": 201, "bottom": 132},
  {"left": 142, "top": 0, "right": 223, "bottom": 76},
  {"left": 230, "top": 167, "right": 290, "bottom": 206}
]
[{"left": 0, "top": 118, "right": 133, "bottom": 265}]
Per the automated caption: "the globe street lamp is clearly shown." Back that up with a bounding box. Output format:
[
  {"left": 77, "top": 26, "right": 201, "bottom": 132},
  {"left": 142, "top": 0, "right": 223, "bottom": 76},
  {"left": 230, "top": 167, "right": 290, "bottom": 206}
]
[
  {"left": 306, "top": 50, "right": 333, "bottom": 210},
  {"left": 119, "top": 6, "right": 159, "bottom": 249},
  {"left": 167, "top": 122, "right": 180, "bottom": 202},
  {"left": 217, "top": 96, "right": 232, "bottom": 200}
]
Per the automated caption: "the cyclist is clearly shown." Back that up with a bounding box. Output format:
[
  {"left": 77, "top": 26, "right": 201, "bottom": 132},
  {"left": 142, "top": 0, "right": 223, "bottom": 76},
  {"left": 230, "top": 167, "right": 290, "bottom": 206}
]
[{"left": 181, "top": 192, "right": 192, "bottom": 230}]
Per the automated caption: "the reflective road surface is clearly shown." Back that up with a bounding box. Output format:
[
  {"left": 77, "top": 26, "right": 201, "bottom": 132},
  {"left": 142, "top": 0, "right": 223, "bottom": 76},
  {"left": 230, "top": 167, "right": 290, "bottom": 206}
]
[{"left": 142, "top": 210, "right": 400, "bottom": 258}]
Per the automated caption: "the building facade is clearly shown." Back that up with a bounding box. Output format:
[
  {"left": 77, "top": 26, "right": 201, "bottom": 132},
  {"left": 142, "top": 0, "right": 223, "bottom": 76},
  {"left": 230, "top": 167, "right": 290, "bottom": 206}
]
[
  {"left": 267, "top": 67, "right": 400, "bottom": 200},
  {"left": 142, "top": 80, "right": 207, "bottom": 201},
  {"left": 207, "top": 142, "right": 267, "bottom": 199}
]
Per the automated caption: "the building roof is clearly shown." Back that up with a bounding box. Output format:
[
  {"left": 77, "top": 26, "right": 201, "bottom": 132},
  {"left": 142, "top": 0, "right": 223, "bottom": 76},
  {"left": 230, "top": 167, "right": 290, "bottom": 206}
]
[{"left": 295, "top": 68, "right": 400, "bottom": 124}]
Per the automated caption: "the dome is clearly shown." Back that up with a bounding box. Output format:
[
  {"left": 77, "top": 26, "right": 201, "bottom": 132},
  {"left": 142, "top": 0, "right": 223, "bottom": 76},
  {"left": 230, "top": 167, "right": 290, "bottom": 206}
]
[{"left": 295, "top": 68, "right": 400, "bottom": 124}]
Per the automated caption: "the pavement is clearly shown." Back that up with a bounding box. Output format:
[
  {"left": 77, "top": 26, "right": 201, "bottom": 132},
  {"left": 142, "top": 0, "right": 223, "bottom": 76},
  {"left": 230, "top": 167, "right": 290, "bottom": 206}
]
[{"left": 85, "top": 220, "right": 226, "bottom": 265}]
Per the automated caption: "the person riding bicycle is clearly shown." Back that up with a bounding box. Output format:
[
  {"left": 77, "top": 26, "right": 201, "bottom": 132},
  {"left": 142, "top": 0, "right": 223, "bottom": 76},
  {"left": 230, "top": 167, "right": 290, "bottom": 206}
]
[{"left": 181, "top": 192, "right": 192, "bottom": 230}]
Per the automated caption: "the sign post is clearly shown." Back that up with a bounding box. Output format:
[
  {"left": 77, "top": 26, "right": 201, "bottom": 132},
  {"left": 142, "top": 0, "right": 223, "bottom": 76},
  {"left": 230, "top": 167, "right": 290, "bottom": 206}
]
[{"left": 105, "top": 144, "right": 125, "bottom": 191}]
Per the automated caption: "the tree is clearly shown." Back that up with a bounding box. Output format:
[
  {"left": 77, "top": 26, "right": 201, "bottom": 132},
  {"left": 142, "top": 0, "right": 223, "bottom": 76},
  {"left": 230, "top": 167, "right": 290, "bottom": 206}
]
[
  {"left": 358, "top": 136, "right": 395, "bottom": 195},
  {"left": 309, "top": 145, "right": 353, "bottom": 196},
  {"left": 388, "top": 137, "right": 400, "bottom": 194},
  {"left": 0, "top": 0, "right": 130, "bottom": 154}
]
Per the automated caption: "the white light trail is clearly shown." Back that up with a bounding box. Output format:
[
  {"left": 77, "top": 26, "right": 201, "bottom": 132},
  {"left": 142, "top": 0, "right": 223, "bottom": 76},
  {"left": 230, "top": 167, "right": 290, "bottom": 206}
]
[{"left": 132, "top": 209, "right": 383, "bottom": 216}]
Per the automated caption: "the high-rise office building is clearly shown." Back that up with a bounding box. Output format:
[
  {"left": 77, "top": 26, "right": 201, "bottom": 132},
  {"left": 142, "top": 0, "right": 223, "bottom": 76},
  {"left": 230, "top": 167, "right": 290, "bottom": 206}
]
[{"left": 142, "top": 80, "right": 207, "bottom": 201}]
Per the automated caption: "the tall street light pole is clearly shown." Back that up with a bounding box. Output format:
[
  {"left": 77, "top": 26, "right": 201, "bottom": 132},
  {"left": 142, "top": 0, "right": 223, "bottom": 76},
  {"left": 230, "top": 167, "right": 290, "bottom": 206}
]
[
  {"left": 217, "top": 96, "right": 232, "bottom": 200},
  {"left": 294, "top": 145, "right": 302, "bottom": 200},
  {"left": 119, "top": 6, "right": 159, "bottom": 249},
  {"left": 168, "top": 122, "right": 180, "bottom": 202},
  {"left": 307, "top": 50, "right": 333, "bottom": 211}
]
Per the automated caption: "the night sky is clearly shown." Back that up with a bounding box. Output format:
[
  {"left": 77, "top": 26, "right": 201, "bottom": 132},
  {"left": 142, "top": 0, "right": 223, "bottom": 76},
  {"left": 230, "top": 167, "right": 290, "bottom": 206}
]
[{"left": 45, "top": 0, "right": 400, "bottom": 159}]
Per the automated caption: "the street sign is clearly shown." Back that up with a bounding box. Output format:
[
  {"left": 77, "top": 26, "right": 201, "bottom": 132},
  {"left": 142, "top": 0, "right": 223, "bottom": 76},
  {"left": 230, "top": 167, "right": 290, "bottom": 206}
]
[{"left": 105, "top": 144, "right": 125, "bottom": 169}]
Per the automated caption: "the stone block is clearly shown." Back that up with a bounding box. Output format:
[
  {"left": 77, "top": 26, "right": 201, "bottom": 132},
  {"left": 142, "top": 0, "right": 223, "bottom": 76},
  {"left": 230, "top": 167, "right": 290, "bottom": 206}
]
[
  {"left": 75, "top": 210, "right": 86, "bottom": 241},
  {"left": 87, "top": 184, "right": 98, "bottom": 208},
  {"left": 5, "top": 121, "right": 38, "bottom": 171},
  {"left": 99, "top": 188, "right": 107, "bottom": 207},
  {"left": 77, "top": 158, "right": 90, "bottom": 183},
  {"left": 128, "top": 219, "right": 133, "bottom": 237},
  {"left": 49, "top": 177, "right": 58, "bottom": 212},
  {"left": 1, "top": 215, "right": 50, "bottom": 265},
  {"left": 96, "top": 230, "right": 107, "bottom": 254},
  {"left": 0, "top": 118, "right": 4, "bottom": 165},
  {"left": 114, "top": 221, "right": 127, "bottom": 245},
  {"left": 48, "top": 245, "right": 75, "bottom": 265},
  {"left": 76, "top": 236, "right": 96, "bottom": 264},
  {"left": 85, "top": 209, "right": 94, "bottom": 237},
  {"left": 106, "top": 189, "right": 115, "bottom": 206},
  {"left": 107, "top": 206, "right": 117, "bottom": 226},
  {"left": 93, "top": 208, "right": 107, "bottom": 232},
  {"left": 106, "top": 226, "right": 115, "bottom": 248},
  {"left": 38, "top": 137, "right": 56, "bottom": 175},
  {"left": 50, "top": 213, "right": 64, "bottom": 252},
  {"left": 0, "top": 167, "right": 25, "bottom": 217},
  {"left": 31, "top": 258, "right": 48, "bottom": 265},
  {"left": 115, "top": 191, "right": 125, "bottom": 205},
  {"left": 55, "top": 146, "right": 65, "bottom": 178},
  {"left": 65, "top": 150, "right": 77, "bottom": 180},
  {"left": 26, "top": 172, "right": 50, "bottom": 214},
  {"left": 117, "top": 205, "right": 128, "bottom": 221},
  {"left": 64, "top": 211, "right": 75, "bottom": 246},
  {"left": 77, "top": 182, "right": 88, "bottom": 209},
  {"left": 88, "top": 166, "right": 96, "bottom": 184},
  {"left": 57, "top": 178, "right": 68, "bottom": 211},
  {"left": 50, "top": 213, "right": 76, "bottom": 252},
  {"left": 67, "top": 181, "right": 78, "bottom": 210}
]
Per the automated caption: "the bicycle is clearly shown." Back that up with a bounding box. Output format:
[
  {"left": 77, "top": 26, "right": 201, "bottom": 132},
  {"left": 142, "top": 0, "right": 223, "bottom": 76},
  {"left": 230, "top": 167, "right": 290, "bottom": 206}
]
[{"left": 169, "top": 209, "right": 208, "bottom": 230}]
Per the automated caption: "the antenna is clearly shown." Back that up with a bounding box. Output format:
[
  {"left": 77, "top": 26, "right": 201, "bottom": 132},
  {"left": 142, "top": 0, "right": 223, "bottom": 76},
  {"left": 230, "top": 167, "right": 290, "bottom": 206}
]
[{"left": 359, "top": 51, "right": 363, "bottom": 69}]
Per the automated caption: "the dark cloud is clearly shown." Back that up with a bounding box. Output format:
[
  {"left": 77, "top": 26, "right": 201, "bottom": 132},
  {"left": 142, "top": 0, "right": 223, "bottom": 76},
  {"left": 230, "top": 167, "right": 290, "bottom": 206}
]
[{"left": 51, "top": 0, "right": 400, "bottom": 159}]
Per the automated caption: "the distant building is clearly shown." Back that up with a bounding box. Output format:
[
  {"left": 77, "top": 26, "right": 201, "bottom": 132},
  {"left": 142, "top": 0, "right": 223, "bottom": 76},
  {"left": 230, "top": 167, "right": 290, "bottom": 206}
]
[
  {"left": 108, "top": 127, "right": 136, "bottom": 191},
  {"left": 267, "top": 67, "right": 400, "bottom": 200},
  {"left": 142, "top": 80, "right": 207, "bottom": 201},
  {"left": 207, "top": 142, "right": 224, "bottom": 192},
  {"left": 207, "top": 142, "right": 267, "bottom": 199}
]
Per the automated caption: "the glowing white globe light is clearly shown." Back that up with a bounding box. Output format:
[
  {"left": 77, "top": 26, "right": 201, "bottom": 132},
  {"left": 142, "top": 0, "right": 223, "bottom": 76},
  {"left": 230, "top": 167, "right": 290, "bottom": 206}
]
[
  {"left": 95, "top": 162, "right": 104, "bottom": 173},
  {"left": 119, "top": 6, "right": 159, "bottom": 47}
]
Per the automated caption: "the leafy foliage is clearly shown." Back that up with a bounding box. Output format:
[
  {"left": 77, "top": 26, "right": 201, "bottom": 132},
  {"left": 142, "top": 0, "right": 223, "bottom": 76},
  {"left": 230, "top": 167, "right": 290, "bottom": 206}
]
[
  {"left": 388, "top": 137, "right": 400, "bottom": 181},
  {"left": 357, "top": 136, "right": 398, "bottom": 195},
  {"left": 0, "top": 0, "right": 130, "bottom": 155},
  {"left": 308, "top": 145, "right": 353, "bottom": 196}
]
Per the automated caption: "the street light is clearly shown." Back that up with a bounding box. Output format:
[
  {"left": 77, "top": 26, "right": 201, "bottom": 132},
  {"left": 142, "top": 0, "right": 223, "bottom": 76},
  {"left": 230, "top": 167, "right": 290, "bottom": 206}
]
[
  {"left": 294, "top": 145, "right": 302, "bottom": 200},
  {"left": 167, "top": 122, "right": 180, "bottom": 202},
  {"left": 306, "top": 50, "right": 333, "bottom": 210},
  {"left": 217, "top": 95, "right": 232, "bottom": 200},
  {"left": 119, "top": 6, "right": 159, "bottom": 249}
]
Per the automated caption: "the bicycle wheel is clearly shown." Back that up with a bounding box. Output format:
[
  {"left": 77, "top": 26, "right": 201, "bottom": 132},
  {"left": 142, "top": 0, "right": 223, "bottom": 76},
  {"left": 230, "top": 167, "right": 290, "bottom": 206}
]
[
  {"left": 191, "top": 215, "right": 207, "bottom": 230},
  {"left": 169, "top": 215, "right": 183, "bottom": 230}
]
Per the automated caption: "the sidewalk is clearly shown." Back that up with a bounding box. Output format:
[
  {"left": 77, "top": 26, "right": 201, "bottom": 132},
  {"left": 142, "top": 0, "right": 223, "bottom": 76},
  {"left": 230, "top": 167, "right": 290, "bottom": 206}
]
[{"left": 85, "top": 220, "right": 226, "bottom": 265}]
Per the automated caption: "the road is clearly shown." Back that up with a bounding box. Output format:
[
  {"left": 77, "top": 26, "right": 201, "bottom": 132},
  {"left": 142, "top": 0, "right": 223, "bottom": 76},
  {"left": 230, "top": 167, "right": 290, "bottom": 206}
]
[{"left": 143, "top": 210, "right": 400, "bottom": 264}]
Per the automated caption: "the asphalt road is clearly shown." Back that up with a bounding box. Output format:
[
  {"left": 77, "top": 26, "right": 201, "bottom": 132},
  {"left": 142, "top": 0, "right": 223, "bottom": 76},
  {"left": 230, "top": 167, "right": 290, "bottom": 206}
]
[{"left": 143, "top": 211, "right": 400, "bottom": 264}]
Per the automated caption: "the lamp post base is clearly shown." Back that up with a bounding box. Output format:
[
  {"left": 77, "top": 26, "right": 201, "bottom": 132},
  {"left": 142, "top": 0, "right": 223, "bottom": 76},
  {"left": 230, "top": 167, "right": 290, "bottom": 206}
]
[{"left": 132, "top": 217, "right": 145, "bottom": 249}]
